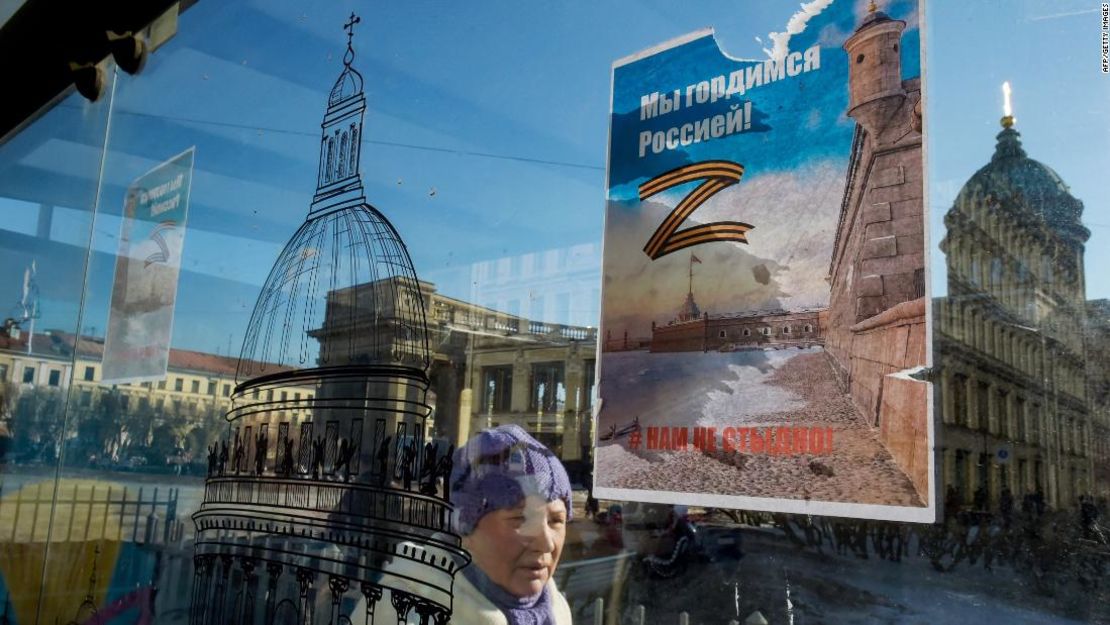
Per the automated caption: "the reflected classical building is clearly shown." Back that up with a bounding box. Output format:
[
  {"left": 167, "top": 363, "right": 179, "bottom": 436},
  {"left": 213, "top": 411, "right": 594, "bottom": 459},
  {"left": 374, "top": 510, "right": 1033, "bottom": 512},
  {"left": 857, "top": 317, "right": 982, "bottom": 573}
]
[
  {"left": 190, "top": 19, "right": 467, "bottom": 625},
  {"left": 435, "top": 292, "right": 597, "bottom": 466},
  {"left": 936, "top": 110, "right": 1094, "bottom": 510},
  {"left": 1085, "top": 299, "right": 1110, "bottom": 501},
  {"left": 0, "top": 329, "right": 314, "bottom": 465},
  {"left": 465, "top": 243, "right": 602, "bottom": 330},
  {"left": 314, "top": 278, "right": 599, "bottom": 472}
]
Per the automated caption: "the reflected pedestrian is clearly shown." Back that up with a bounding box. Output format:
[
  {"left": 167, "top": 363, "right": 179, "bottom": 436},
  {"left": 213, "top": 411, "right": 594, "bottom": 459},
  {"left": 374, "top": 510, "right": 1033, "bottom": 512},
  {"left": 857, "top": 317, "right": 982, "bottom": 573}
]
[
  {"left": 218, "top": 441, "right": 229, "bottom": 475},
  {"left": 999, "top": 486, "right": 1014, "bottom": 528},
  {"left": 436, "top": 444, "right": 455, "bottom": 500},
  {"left": 312, "top": 435, "right": 326, "bottom": 479},
  {"left": 281, "top": 437, "right": 296, "bottom": 476},
  {"left": 419, "top": 442, "right": 438, "bottom": 495},
  {"left": 973, "top": 485, "right": 987, "bottom": 513},
  {"left": 334, "top": 438, "right": 351, "bottom": 481},
  {"left": 944, "top": 484, "right": 961, "bottom": 524},
  {"left": 207, "top": 443, "right": 218, "bottom": 476},
  {"left": 585, "top": 491, "right": 599, "bottom": 520},
  {"left": 255, "top": 429, "right": 268, "bottom": 475},
  {"left": 449, "top": 425, "right": 573, "bottom": 624},
  {"left": 401, "top": 441, "right": 416, "bottom": 490},
  {"left": 1080, "top": 494, "right": 1100, "bottom": 539},
  {"left": 1021, "top": 489, "right": 1034, "bottom": 517},
  {"left": 376, "top": 436, "right": 392, "bottom": 484},
  {"left": 233, "top": 436, "right": 246, "bottom": 474}
]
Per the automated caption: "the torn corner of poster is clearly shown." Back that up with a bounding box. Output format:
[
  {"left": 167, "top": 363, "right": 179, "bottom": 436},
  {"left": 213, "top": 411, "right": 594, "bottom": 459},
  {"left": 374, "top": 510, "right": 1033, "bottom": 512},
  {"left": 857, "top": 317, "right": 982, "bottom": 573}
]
[{"left": 594, "top": 1, "right": 934, "bottom": 523}]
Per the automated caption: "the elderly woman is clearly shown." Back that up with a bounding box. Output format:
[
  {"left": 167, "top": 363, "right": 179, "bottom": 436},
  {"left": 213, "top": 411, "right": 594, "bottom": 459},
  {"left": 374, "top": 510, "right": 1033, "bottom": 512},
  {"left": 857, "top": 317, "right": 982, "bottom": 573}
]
[{"left": 449, "top": 424, "right": 574, "bottom": 625}]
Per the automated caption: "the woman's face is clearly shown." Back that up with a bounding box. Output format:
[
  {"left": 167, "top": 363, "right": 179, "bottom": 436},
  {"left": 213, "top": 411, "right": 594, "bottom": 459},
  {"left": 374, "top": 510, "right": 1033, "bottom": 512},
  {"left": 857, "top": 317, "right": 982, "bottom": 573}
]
[{"left": 463, "top": 495, "right": 568, "bottom": 598}]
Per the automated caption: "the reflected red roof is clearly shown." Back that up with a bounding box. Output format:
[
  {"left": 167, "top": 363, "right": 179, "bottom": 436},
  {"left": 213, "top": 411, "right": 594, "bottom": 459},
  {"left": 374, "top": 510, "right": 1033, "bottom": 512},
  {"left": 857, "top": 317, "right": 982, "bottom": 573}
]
[{"left": 1, "top": 330, "right": 290, "bottom": 378}]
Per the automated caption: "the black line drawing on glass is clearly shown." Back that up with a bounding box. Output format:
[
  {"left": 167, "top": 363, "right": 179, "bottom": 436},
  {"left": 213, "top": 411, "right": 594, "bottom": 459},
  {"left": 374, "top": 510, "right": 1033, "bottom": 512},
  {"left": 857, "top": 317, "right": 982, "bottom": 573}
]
[{"left": 190, "top": 13, "right": 469, "bottom": 625}]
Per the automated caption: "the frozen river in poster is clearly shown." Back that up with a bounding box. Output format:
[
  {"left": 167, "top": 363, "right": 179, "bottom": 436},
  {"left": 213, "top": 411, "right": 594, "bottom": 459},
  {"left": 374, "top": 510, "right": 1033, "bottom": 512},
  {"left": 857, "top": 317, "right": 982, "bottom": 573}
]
[{"left": 598, "top": 347, "right": 819, "bottom": 431}]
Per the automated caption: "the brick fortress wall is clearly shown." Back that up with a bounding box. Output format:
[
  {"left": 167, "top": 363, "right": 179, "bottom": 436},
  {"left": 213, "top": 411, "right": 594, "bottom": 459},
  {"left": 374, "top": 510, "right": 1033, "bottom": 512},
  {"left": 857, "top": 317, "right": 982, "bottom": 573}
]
[{"left": 826, "top": 13, "right": 930, "bottom": 500}]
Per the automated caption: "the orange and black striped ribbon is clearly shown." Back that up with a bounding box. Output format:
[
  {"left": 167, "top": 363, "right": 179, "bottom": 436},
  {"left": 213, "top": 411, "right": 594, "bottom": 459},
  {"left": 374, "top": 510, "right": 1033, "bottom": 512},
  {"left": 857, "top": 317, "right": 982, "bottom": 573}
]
[{"left": 639, "top": 160, "right": 752, "bottom": 259}]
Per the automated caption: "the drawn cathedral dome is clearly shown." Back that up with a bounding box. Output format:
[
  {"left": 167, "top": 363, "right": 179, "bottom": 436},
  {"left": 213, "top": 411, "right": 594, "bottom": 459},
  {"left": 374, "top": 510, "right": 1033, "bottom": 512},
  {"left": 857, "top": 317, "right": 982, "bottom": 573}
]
[
  {"left": 237, "top": 29, "right": 429, "bottom": 385},
  {"left": 329, "top": 62, "right": 363, "bottom": 106},
  {"left": 234, "top": 188, "right": 432, "bottom": 382},
  {"left": 191, "top": 15, "right": 466, "bottom": 625}
]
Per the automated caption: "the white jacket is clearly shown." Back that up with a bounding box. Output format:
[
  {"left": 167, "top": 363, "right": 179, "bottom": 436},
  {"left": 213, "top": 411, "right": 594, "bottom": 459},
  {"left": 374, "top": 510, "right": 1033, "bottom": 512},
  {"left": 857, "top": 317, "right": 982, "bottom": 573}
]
[{"left": 449, "top": 569, "right": 574, "bottom": 625}]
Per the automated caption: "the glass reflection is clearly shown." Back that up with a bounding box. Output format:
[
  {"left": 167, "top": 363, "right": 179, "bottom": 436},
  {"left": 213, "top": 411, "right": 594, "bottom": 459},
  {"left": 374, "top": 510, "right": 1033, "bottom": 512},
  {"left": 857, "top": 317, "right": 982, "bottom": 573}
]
[{"left": 0, "top": 1, "right": 1105, "bottom": 624}]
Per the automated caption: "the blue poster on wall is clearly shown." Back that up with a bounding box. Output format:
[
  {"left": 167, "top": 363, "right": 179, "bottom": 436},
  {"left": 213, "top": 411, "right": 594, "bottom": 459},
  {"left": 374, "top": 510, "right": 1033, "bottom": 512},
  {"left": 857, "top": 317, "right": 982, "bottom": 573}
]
[{"left": 594, "top": 0, "right": 934, "bottom": 522}]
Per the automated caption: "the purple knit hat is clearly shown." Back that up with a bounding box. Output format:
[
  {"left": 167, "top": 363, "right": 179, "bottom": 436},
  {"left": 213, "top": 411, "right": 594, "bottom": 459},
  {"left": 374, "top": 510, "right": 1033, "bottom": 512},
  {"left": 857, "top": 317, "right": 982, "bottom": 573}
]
[{"left": 450, "top": 424, "right": 573, "bottom": 536}]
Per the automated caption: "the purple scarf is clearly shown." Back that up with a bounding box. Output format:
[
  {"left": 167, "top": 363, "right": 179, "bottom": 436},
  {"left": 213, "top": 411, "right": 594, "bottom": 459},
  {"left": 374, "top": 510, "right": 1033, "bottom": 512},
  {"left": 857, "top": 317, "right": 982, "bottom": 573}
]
[{"left": 461, "top": 562, "right": 555, "bottom": 625}]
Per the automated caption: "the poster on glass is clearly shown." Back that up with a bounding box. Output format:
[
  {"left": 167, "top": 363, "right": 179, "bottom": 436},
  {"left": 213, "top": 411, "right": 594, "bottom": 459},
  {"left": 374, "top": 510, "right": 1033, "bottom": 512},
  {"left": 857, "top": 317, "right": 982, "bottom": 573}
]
[{"left": 594, "top": 0, "right": 934, "bottom": 522}]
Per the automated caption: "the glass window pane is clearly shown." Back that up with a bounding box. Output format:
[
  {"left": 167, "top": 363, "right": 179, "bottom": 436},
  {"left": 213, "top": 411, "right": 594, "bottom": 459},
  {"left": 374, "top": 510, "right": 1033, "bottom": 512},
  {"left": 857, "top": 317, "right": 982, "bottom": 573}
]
[
  {"left": 0, "top": 62, "right": 112, "bottom": 615},
  {"left": 0, "top": 1, "right": 1104, "bottom": 623}
]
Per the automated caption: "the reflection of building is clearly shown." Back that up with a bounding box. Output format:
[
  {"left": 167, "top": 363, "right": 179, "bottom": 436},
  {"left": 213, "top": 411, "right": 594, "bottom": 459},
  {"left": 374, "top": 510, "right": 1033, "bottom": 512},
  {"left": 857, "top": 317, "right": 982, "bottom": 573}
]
[
  {"left": 1086, "top": 300, "right": 1110, "bottom": 500},
  {"left": 191, "top": 23, "right": 467, "bottom": 625},
  {"left": 825, "top": 8, "right": 928, "bottom": 500},
  {"left": 467, "top": 243, "right": 601, "bottom": 328},
  {"left": 0, "top": 330, "right": 312, "bottom": 457},
  {"left": 52, "top": 333, "right": 273, "bottom": 417},
  {"left": 315, "top": 279, "right": 599, "bottom": 467},
  {"left": 438, "top": 292, "right": 596, "bottom": 464},
  {"left": 0, "top": 331, "right": 75, "bottom": 393},
  {"left": 936, "top": 110, "right": 1093, "bottom": 510}
]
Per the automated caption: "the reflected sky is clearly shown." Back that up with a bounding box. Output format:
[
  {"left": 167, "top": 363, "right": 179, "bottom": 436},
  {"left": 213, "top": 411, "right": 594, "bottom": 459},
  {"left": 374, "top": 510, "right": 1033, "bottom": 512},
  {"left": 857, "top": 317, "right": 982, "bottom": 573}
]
[{"left": 0, "top": 0, "right": 1106, "bottom": 353}]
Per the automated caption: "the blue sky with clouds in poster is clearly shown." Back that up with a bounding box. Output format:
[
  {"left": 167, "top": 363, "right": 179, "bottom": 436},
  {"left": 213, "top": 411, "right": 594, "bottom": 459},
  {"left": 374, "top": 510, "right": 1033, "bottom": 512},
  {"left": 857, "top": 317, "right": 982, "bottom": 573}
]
[
  {"left": 600, "top": 0, "right": 921, "bottom": 335},
  {"left": 607, "top": 0, "right": 919, "bottom": 202}
]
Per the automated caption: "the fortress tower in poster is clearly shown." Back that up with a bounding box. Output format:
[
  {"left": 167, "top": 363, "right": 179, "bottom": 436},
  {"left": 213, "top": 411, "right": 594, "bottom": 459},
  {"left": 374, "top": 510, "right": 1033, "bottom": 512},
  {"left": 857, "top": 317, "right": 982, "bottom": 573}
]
[{"left": 825, "top": 6, "right": 929, "bottom": 499}]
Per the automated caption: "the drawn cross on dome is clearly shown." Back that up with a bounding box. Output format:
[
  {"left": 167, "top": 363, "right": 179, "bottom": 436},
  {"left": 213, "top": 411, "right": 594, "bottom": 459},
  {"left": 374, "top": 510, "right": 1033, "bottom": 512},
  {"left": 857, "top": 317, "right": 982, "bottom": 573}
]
[{"left": 343, "top": 12, "right": 361, "bottom": 65}]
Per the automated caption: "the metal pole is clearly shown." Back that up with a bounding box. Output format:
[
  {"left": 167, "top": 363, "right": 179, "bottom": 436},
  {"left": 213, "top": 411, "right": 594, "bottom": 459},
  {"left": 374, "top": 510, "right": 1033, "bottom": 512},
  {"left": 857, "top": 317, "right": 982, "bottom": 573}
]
[
  {"left": 150, "top": 487, "right": 160, "bottom": 544},
  {"left": 66, "top": 483, "right": 78, "bottom": 542},
  {"left": 29, "top": 483, "right": 42, "bottom": 541},
  {"left": 118, "top": 488, "right": 127, "bottom": 541},
  {"left": 11, "top": 483, "right": 22, "bottom": 542},
  {"left": 99, "top": 486, "right": 109, "bottom": 541},
  {"left": 133, "top": 486, "right": 143, "bottom": 542}
]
